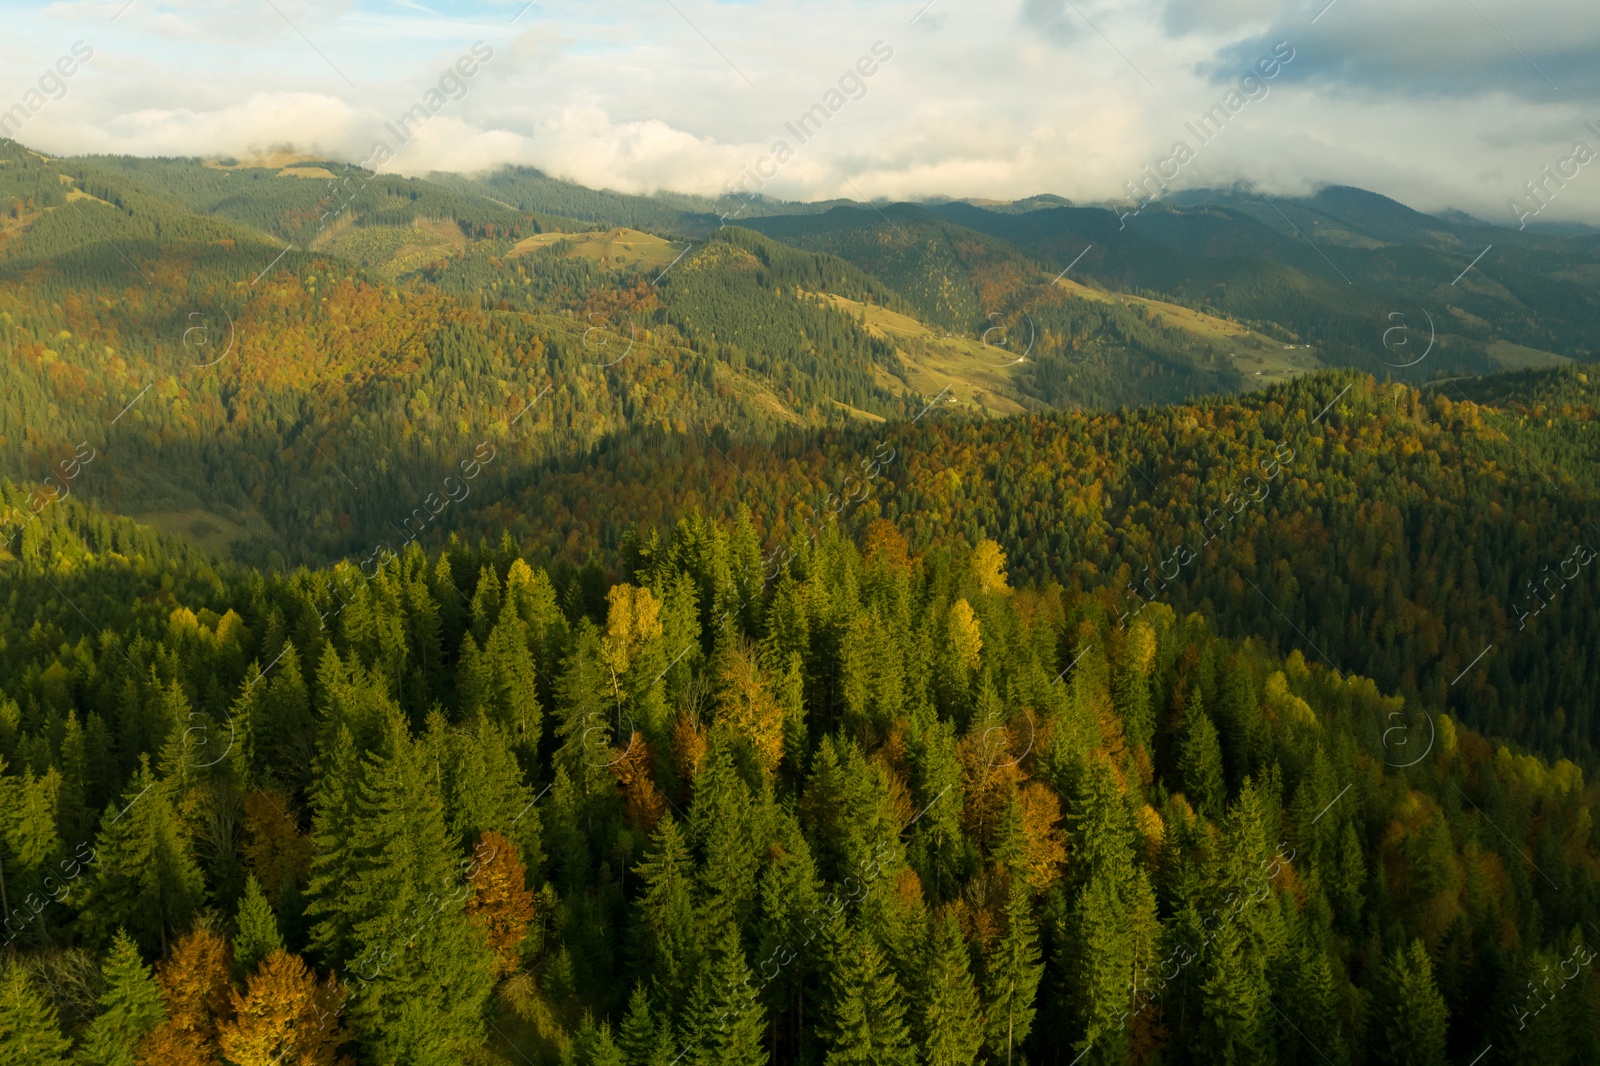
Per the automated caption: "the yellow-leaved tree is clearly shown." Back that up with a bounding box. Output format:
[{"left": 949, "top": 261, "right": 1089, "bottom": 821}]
[{"left": 217, "top": 951, "right": 349, "bottom": 1066}]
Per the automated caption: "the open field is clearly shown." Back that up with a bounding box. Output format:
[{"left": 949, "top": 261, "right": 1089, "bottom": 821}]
[{"left": 510, "top": 227, "right": 684, "bottom": 270}]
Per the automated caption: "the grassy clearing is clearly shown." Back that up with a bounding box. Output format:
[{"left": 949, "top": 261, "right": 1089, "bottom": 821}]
[
  {"left": 132, "top": 508, "right": 264, "bottom": 555},
  {"left": 1487, "top": 338, "right": 1572, "bottom": 369},
  {"left": 1050, "top": 276, "right": 1322, "bottom": 391},
  {"left": 817, "top": 294, "right": 1031, "bottom": 418},
  {"left": 510, "top": 227, "right": 683, "bottom": 270}
]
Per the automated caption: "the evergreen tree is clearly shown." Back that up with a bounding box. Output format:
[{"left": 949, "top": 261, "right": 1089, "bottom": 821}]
[
  {"left": 686, "top": 924, "right": 767, "bottom": 1066},
  {"left": 619, "top": 986, "right": 677, "bottom": 1066},
  {"left": 0, "top": 964, "right": 73, "bottom": 1066},
  {"left": 0, "top": 759, "right": 60, "bottom": 941},
  {"left": 983, "top": 877, "right": 1044, "bottom": 1066},
  {"left": 630, "top": 814, "right": 703, "bottom": 1017},
  {"left": 918, "top": 911, "right": 983, "bottom": 1066},
  {"left": 691, "top": 743, "right": 766, "bottom": 931},
  {"left": 1374, "top": 940, "right": 1448, "bottom": 1066},
  {"left": 79, "top": 931, "right": 166, "bottom": 1066},
  {"left": 1179, "top": 701, "right": 1227, "bottom": 820},
  {"left": 481, "top": 613, "right": 544, "bottom": 765},
  {"left": 82, "top": 759, "right": 203, "bottom": 955},
  {"left": 233, "top": 875, "right": 285, "bottom": 973},
  {"left": 306, "top": 723, "right": 495, "bottom": 1065},
  {"left": 821, "top": 924, "right": 916, "bottom": 1066}
]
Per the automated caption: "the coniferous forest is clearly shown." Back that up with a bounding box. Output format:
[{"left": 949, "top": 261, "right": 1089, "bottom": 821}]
[{"left": 0, "top": 135, "right": 1598, "bottom": 1066}]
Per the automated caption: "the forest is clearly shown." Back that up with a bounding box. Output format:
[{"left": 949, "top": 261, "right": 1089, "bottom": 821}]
[
  {"left": 0, "top": 493, "right": 1596, "bottom": 1066},
  {"left": 1, "top": 136, "right": 1598, "bottom": 1066}
]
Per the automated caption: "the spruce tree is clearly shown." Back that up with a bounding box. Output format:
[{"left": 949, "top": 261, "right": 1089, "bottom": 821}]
[
  {"left": 687, "top": 924, "right": 767, "bottom": 1066},
  {"left": 233, "top": 875, "right": 284, "bottom": 973},
  {"left": 1063, "top": 871, "right": 1133, "bottom": 1064},
  {"left": 619, "top": 986, "right": 678, "bottom": 1066},
  {"left": 1179, "top": 701, "right": 1227, "bottom": 820},
  {"left": 691, "top": 743, "right": 765, "bottom": 931},
  {"left": 1374, "top": 940, "right": 1448, "bottom": 1066},
  {"left": 306, "top": 723, "right": 495, "bottom": 1065},
  {"left": 905, "top": 709, "right": 969, "bottom": 903},
  {"left": 983, "top": 878, "right": 1044, "bottom": 1066},
  {"left": 821, "top": 924, "right": 916, "bottom": 1066},
  {"left": 918, "top": 911, "right": 983, "bottom": 1066},
  {"left": 481, "top": 613, "right": 544, "bottom": 766},
  {"left": 630, "top": 814, "right": 703, "bottom": 1017},
  {"left": 83, "top": 758, "right": 203, "bottom": 955},
  {"left": 79, "top": 931, "right": 166, "bottom": 1066},
  {"left": 0, "top": 964, "right": 73, "bottom": 1066}
]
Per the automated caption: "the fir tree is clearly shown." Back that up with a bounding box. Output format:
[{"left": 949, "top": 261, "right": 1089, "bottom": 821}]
[
  {"left": 1374, "top": 940, "right": 1448, "bottom": 1066},
  {"left": 0, "top": 963, "right": 73, "bottom": 1066},
  {"left": 233, "top": 875, "right": 285, "bottom": 974},
  {"left": 79, "top": 931, "right": 167, "bottom": 1066},
  {"left": 918, "top": 911, "right": 983, "bottom": 1066},
  {"left": 821, "top": 924, "right": 916, "bottom": 1066}
]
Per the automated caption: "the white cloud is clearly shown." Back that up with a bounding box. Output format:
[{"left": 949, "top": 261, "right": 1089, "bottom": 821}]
[{"left": 2, "top": 0, "right": 1597, "bottom": 223}]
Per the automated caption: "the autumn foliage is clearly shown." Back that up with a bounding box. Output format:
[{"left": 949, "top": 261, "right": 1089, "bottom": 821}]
[
  {"left": 217, "top": 951, "right": 350, "bottom": 1066},
  {"left": 464, "top": 831, "right": 535, "bottom": 980}
]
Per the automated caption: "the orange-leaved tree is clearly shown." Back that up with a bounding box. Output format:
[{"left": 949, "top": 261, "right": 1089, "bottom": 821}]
[
  {"left": 217, "top": 950, "right": 349, "bottom": 1066},
  {"left": 137, "top": 927, "right": 235, "bottom": 1066},
  {"left": 464, "top": 830, "right": 535, "bottom": 980}
]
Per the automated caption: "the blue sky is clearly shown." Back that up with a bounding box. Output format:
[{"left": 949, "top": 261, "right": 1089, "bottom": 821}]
[{"left": 2, "top": 0, "right": 1597, "bottom": 224}]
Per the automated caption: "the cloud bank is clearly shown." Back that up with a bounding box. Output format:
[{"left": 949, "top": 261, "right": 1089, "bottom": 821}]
[{"left": 1, "top": 0, "right": 1596, "bottom": 224}]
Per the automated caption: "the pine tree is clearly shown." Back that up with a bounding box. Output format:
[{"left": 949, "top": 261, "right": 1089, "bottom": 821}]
[
  {"left": 0, "top": 963, "right": 73, "bottom": 1066},
  {"left": 918, "top": 911, "right": 983, "bottom": 1066},
  {"left": 234, "top": 875, "right": 285, "bottom": 973},
  {"left": 983, "top": 878, "right": 1044, "bottom": 1066},
  {"left": 79, "top": 930, "right": 167, "bottom": 1066},
  {"left": 1374, "top": 940, "right": 1448, "bottom": 1066}
]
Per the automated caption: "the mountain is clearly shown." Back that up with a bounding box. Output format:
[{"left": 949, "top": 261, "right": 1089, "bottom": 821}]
[{"left": 4, "top": 135, "right": 1600, "bottom": 1066}]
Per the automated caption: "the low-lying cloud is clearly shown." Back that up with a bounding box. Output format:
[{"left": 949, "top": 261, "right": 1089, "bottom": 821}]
[{"left": 3, "top": 0, "right": 1597, "bottom": 223}]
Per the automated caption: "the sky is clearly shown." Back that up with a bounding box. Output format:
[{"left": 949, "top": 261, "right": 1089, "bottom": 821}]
[{"left": 2, "top": 0, "right": 1598, "bottom": 226}]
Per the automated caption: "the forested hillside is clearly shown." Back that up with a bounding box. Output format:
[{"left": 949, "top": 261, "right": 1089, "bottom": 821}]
[
  {"left": 0, "top": 492, "right": 1595, "bottom": 1066},
  {"left": 433, "top": 369, "right": 1600, "bottom": 765},
  {"left": 3, "top": 135, "right": 1600, "bottom": 1066}
]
